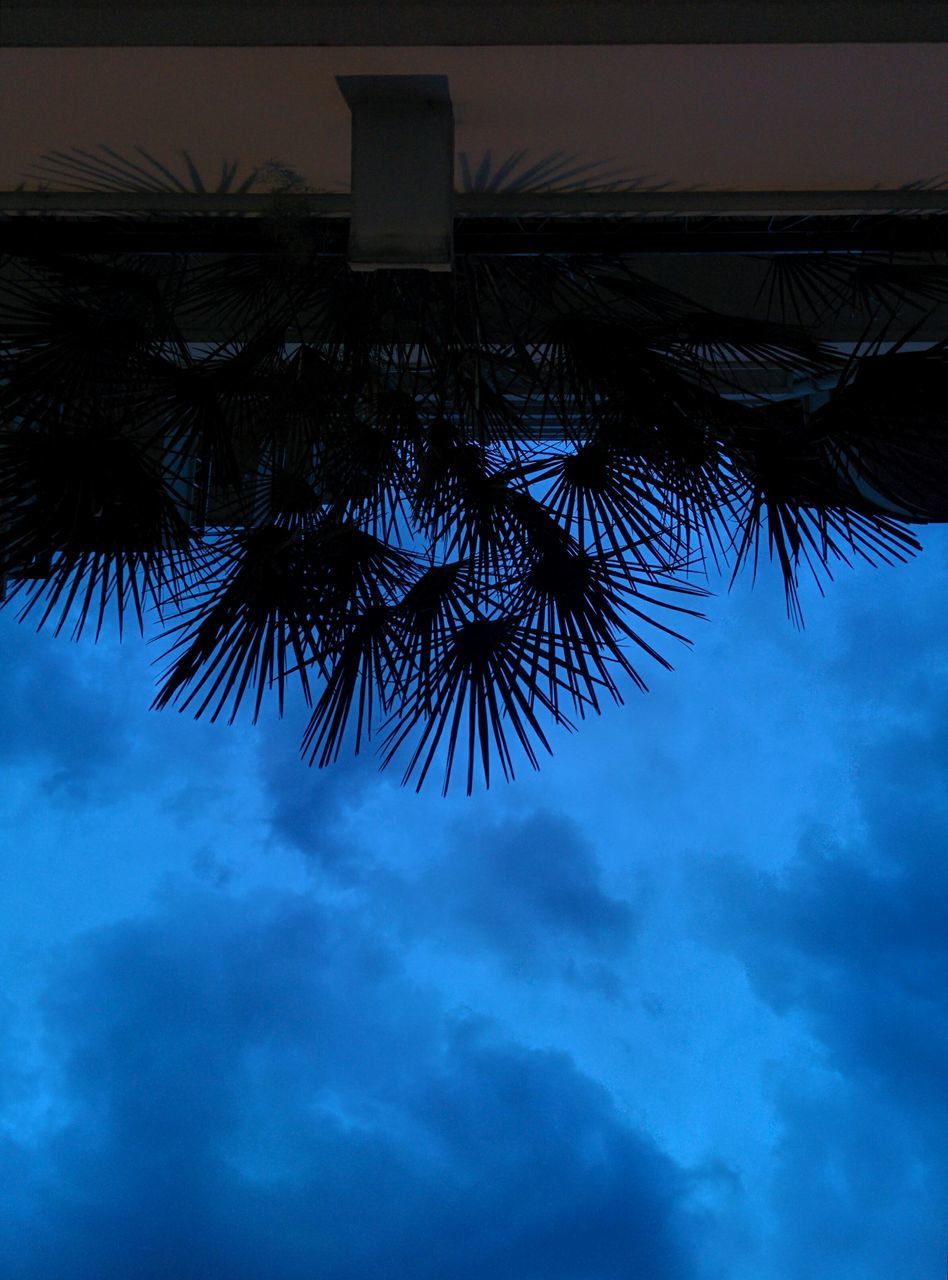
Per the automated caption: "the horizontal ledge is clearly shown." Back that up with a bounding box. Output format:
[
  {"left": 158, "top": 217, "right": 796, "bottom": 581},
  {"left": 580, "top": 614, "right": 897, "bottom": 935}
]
[
  {"left": 4, "top": 222, "right": 948, "bottom": 257},
  {"left": 3, "top": 190, "right": 948, "bottom": 217},
  {"left": 5, "top": 1, "right": 948, "bottom": 46}
]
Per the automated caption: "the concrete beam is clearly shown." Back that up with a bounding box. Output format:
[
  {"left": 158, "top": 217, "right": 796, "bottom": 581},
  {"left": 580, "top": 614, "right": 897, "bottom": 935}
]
[
  {"left": 3, "top": 190, "right": 948, "bottom": 216},
  {"left": 4, "top": 1, "right": 948, "bottom": 47},
  {"left": 339, "top": 75, "right": 454, "bottom": 270}
]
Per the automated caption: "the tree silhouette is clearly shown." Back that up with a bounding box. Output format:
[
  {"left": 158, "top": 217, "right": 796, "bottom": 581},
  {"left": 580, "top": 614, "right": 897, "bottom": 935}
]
[{"left": 1, "top": 236, "right": 945, "bottom": 792}]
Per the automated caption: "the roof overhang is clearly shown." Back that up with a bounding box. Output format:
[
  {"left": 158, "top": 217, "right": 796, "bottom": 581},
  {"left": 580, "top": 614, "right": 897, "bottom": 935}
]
[{"left": 5, "top": 0, "right": 948, "bottom": 47}]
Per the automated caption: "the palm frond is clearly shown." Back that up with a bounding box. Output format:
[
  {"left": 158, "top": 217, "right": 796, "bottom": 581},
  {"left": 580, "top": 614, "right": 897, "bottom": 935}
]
[
  {"left": 514, "top": 539, "right": 704, "bottom": 714},
  {"left": 526, "top": 441, "right": 671, "bottom": 568},
  {"left": 2, "top": 238, "right": 943, "bottom": 790},
  {"left": 20, "top": 145, "right": 260, "bottom": 196},
  {"left": 0, "top": 412, "right": 195, "bottom": 638},
  {"left": 458, "top": 148, "right": 637, "bottom": 195},
  {"left": 755, "top": 252, "right": 948, "bottom": 328},
  {"left": 378, "top": 616, "right": 575, "bottom": 796},
  {"left": 151, "top": 524, "right": 323, "bottom": 723},
  {"left": 300, "top": 604, "right": 405, "bottom": 767},
  {"left": 651, "top": 311, "right": 840, "bottom": 400},
  {"left": 726, "top": 403, "right": 921, "bottom": 624},
  {"left": 810, "top": 337, "right": 948, "bottom": 519}
]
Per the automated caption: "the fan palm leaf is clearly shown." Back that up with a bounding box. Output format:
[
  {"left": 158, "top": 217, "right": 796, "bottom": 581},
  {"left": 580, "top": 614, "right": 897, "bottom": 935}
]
[
  {"left": 151, "top": 524, "right": 323, "bottom": 723},
  {"left": 809, "top": 337, "right": 948, "bottom": 519},
  {"left": 378, "top": 616, "right": 577, "bottom": 796},
  {"left": 0, "top": 409, "right": 195, "bottom": 638},
  {"left": 1, "top": 237, "right": 941, "bottom": 790},
  {"left": 300, "top": 603, "right": 406, "bottom": 766},
  {"left": 726, "top": 401, "right": 921, "bottom": 624},
  {"left": 757, "top": 252, "right": 948, "bottom": 327},
  {"left": 513, "top": 539, "right": 705, "bottom": 714},
  {"left": 0, "top": 254, "right": 185, "bottom": 424}
]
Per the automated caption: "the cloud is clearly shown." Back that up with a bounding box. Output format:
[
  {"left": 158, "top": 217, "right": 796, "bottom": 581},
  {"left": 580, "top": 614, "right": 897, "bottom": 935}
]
[
  {"left": 760, "top": 1068, "right": 945, "bottom": 1280},
  {"left": 1, "top": 883, "right": 698, "bottom": 1280},
  {"left": 408, "top": 809, "right": 637, "bottom": 991},
  {"left": 0, "top": 615, "right": 132, "bottom": 792},
  {"left": 252, "top": 687, "right": 394, "bottom": 878},
  {"left": 690, "top": 644, "right": 948, "bottom": 1279},
  {"left": 698, "top": 833, "right": 946, "bottom": 1271},
  {"left": 699, "top": 733, "right": 947, "bottom": 1113},
  {"left": 0, "top": 612, "right": 260, "bottom": 827},
  {"left": 825, "top": 528, "right": 948, "bottom": 708}
]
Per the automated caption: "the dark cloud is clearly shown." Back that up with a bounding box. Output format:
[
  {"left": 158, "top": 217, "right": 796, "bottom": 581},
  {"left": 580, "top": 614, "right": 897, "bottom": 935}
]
[
  {"left": 761, "top": 1069, "right": 946, "bottom": 1280},
  {"left": 414, "top": 810, "right": 636, "bottom": 988},
  {"left": 0, "top": 884, "right": 698, "bottom": 1280},
  {"left": 253, "top": 689, "right": 393, "bottom": 878},
  {"left": 697, "top": 834, "right": 947, "bottom": 1280},
  {"left": 0, "top": 615, "right": 132, "bottom": 793},
  {"left": 0, "top": 613, "right": 257, "bottom": 820},
  {"left": 698, "top": 741, "right": 947, "bottom": 1124},
  {"left": 190, "top": 845, "right": 235, "bottom": 887},
  {"left": 825, "top": 531, "right": 948, "bottom": 706},
  {"left": 691, "top": 638, "right": 948, "bottom": 1278}
]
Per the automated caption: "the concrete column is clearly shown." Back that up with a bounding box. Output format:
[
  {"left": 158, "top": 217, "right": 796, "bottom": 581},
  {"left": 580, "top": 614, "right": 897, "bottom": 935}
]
[{"left": 337, "top": 74, "right": 454, "bottom": 271}]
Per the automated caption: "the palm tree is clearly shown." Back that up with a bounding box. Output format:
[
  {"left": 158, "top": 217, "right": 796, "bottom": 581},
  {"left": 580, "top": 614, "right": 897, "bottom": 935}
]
[{"left": 2, "top": 201, "right": 946, "bottom": 791}]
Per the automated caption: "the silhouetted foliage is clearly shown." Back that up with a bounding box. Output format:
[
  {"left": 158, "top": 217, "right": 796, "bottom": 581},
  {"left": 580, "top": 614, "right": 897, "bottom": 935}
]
[{"left": 2, "top": 242, "right": 945, "bottom": 791}]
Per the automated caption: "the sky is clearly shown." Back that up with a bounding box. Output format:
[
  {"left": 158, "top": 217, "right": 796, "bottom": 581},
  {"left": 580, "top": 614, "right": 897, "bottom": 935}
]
[{"left": 1, "top": 527, "right": 946, "bottom": 1279}]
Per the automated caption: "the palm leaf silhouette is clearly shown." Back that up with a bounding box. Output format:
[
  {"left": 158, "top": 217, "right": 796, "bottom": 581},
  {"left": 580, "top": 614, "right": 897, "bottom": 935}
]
[
  {"left": 756, "top": 252, "right": 948, "bottom": 328},
  {"left": 0, "top": 410, "right": 195, "bottom": 638},
  {"left": 19, "top": 145, "right": 260, "bottom": 196},
  {"left": 3, "top": 192, "right": 945, "bottom": 789},
  {"left": 378, "top": 616, "right": 576, "bottom": 796},
  {"left": 811, "top": 335, "right": 948, "bottom": 520}
]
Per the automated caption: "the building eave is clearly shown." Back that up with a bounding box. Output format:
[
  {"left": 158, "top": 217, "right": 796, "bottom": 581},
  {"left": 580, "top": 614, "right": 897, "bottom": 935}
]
[{"left": 5, "top": 0, "right": 948, "bottom": 48}]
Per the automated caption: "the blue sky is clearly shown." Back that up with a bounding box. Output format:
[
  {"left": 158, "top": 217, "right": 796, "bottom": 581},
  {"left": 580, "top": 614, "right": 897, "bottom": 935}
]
[{"left": 1, "top": 530, "right": 946, "bottom": 1280}]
